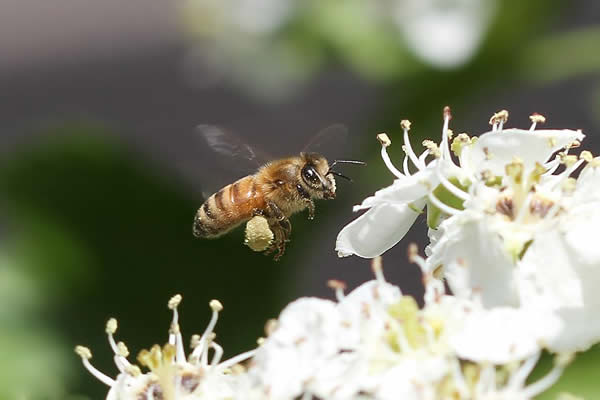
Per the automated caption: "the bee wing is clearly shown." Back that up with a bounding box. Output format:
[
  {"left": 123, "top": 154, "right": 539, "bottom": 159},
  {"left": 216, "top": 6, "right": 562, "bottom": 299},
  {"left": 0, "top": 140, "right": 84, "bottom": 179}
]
[
  {"left": 302, "top": 123, "right": 349, "bottom": 159},
  {"left": 195, "top": 124, "right": 273, "bottom": 199}
]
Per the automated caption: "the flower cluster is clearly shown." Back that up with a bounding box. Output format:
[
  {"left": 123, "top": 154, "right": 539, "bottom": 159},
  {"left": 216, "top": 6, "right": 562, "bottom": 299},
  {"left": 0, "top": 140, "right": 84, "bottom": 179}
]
[
  {"left": 78, "top": 108, "right": 594, "bottom": 399},
  {"left": 337, "top": 108, "right": 600, "bottom": 356},
  {"left": 77, "top": 258, "right": 570, "bottom": 400}
]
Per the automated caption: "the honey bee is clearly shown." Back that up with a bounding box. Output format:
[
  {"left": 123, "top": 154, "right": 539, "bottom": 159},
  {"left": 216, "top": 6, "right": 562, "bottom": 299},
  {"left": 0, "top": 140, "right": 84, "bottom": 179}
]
[{"left": 192, "top": 124, "right": 364, "bottom": 260}]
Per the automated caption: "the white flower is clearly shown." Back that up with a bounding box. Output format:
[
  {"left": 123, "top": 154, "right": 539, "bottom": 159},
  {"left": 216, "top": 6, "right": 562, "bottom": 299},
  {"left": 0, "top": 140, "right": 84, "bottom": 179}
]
[
  {"left": 392, "top": 0, "right": 497, "bottom": 68},
  {"left": 336, "top": 108, "right": 583, "bottom": 259},
  {"left": 427, "top": 136, "right": 600, "bottom": 353},
  {"left": 76, "top": 296, "right": 255, "bottom": 400}
]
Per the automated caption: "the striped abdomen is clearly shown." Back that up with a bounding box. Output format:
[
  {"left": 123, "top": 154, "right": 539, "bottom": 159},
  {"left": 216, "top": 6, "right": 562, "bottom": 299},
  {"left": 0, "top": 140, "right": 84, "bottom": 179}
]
[{"left": 193, "top": 175, "right": 264, "bottom": 238}]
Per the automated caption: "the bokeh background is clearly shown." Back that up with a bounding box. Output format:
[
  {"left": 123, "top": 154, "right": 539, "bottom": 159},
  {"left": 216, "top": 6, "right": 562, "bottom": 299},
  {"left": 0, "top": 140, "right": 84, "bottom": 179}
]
[{"left": 1, "top": 0, "right": 599, "bottom": 398}]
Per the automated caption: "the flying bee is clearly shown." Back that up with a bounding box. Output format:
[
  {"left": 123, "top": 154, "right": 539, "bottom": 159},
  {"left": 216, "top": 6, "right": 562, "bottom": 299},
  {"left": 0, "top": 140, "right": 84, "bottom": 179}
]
[{"left": 192, "top": 124, "right": 365, "bottom": 260}]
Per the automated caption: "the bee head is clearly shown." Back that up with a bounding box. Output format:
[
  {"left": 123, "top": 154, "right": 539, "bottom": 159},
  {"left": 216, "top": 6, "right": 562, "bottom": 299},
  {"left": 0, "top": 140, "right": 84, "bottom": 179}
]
[{"left": 300, "top": 153, "right": 336, "bottom": 200}]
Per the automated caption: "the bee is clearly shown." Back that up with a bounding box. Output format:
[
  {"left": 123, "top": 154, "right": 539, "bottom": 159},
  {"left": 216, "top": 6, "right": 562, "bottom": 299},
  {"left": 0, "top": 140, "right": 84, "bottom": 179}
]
[{"left": 192, "top": 125, "right": 364, "bottom": 260}]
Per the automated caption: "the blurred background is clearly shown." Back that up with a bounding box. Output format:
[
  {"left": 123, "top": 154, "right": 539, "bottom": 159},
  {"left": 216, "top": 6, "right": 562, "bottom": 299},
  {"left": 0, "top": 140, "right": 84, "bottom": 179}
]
[{"left": 0, "top": 0, "right": 599, "bottom": 398}]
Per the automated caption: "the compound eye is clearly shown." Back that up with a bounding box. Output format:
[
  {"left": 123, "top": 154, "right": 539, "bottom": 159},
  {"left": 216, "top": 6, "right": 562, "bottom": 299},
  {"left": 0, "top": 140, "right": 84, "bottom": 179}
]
[{"left": 302, "top": 166, "right": 320, "bottom": 185}]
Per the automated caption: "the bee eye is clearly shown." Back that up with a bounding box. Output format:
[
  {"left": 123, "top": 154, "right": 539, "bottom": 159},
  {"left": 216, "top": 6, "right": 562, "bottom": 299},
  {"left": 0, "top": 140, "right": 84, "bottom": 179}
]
[{"left": 302, "top": 165, "right": 320, "bottom": 185}]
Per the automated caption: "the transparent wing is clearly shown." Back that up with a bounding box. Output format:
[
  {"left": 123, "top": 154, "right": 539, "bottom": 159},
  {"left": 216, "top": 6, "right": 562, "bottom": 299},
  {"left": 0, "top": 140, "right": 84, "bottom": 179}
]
[
  {"left": 194, "top": 125, "right": 273, "bottom": 199},
  {"left": 302, "top": 123, "right": 349, "bottom": 160}
]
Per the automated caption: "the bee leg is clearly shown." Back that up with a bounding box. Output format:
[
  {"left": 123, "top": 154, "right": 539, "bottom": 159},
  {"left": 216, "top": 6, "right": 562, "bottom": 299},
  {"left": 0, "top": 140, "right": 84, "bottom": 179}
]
[
  {"left": 304, "top": 199, "right": 315, "bottom": 220},
  {"left": 264, "top": 201, "right": 291, "bottom": 260},
  {"left": 264, "top": 225, "right": 286, "bottom": 260}
]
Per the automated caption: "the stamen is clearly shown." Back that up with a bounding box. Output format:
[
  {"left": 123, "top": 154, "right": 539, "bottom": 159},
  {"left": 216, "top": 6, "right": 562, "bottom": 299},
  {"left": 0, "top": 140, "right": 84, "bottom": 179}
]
[
  {"left": 435, "top": 164, "right": 470, "bottom": 202},
  {"left": 104, "top": 318, "right": 132, "bottom": 372},
  {"left": 422, "top": 140, "right": 441, "bottom": 159},
  {"left": 402, "top": 149, "right": 411, "bottom": 176},
  {"left": 552, "top": 158, "right": 585, "bottom": 190},
  {"left": 508, "top": 351, "right": 540, "bottom": 389},
  {"left": 489, "top": 110, "right": 509, "bottom": 132},
  {"left": 407, "top": 243, "right": 427, "bottom": 274},
  {"left": 191, "top": 300, "right": 223, "bottom": 361},
  {"left": 209, "top": 341, "right": 224, "bottom": 367},
  {"left": 327, "top": 279, "right": 347, "bottom": 302},
  {"left": 441, "top": 107, "right": 452, "bottom": 159},
  {"left": 427, "top": 192, "right": 462, "bottom": 216},
  {"left": 376, "top": 133, "right": 405, "bottom": 179},
  {"left": 522, "top": 353, "right": 572, "bottom": 397},
  {"left": 216, "top": 349, "right": 257, "bottom": 371},
  {"left": 418, "top": 149, "right": 431, "bottom": 166},
  {"left": 451, "top": 358, "right": 469, "bottom": 397},
  {"left": 167, "top": 294, "right": 186, "bottom": 363},
  {"left": 514, "top": 192, "right": 534, "bottom": 224},
  {"left": 402, "top": 120, "right": 424, "bottom": 171},
  {"left": 75, "top": 346, "right": 116, "bottom": 387},
  {"left": 529, "top": 113, "right": 546, "bottom": 131},
  {"left": 371, "top": 256, "right": 385, "bottom": 284},
  {"left": 264, "top": 319, "right": 279, "bottom": 337},
  {"left": 105, "top": 318, "right": 120, "bottom": 355}
]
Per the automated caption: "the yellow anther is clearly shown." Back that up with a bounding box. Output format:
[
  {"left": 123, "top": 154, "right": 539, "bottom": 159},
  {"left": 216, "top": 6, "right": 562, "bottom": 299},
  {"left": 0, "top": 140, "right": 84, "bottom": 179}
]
[
  {"left": 407, "top": 243, "right": 419, "bottom": 263},
  {"left": 210, "top": 299, "right": 223, "bottom": 312},
  {"left": 75, "top": 345, "right": 92, "bottom": 359},
  {"left": 106, "top": 318, "right": 118, "bottom": 335},
  {"left": 529, "top": 113, "right": 546, "bottom": 124},
  {"left": 580, "top": 151, "right": 593, "bottom": 162},
  {"left": 264, "top": 319, "right": 279, "bottom": 336},
  {"left": 190, "top": 334, "right": 201, "bottom": 349},
  {"left": 377, "top": 133, "right": 391, "bottom": 147},
  {"left": 168, "top": 294, "right": 182, "bottom": 310},
  {"left": 422, "top": 140, "right": 441, "bottom": 158},
  {"left": 401, "top": 120, "right": 412, "bottom": 130},
  {"left": 125, "top": 365, "right": 142, "bottom": 377},
  {"left": 489, "top": 109, "right": 509, "bottom": 125},
  {"left": 162, "top": 343, "right": 176, "bottom": 363},
  {"left": 117, "top": 341, "right": 130, "bottom": 357}
]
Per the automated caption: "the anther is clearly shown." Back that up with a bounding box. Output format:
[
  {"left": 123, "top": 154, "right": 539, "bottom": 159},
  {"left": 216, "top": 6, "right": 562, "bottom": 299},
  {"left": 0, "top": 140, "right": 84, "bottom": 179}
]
[
  {"left": 106, "top": 318, "right": 117, "bottom": 335},
  {"left": 529, "top": 113, "right": 546, "bottom": 124},
  {"left": 117, "top": 342, "right": 129, "bottom": 357},
  {"left": 443, "top": 106, "right": 452, "bottom": 121},
  {"left": 422, "top": 140, "right": 441, "bottom": 158},
  {"left": 210, "top": 299, "right": 223, "bottom": 312},
  {"left": 371, "top": 256, "right": 385, "bottom": 284},
  {"left": 377, "top": 133, "right": 391, "bottom": 147},
  {"left": 75, "top": 345, "right": 92, "bottom": 359},
  {"left": 489, "top": 110, "right": 509, "bottom": 128},
  {"left": 168, "top": 294, "right": 182, "bottom": 310},
  {"left": 327, "top": 279, "right": 347, "bottom": 301},
  {"left": 401, "top": 120, "right": 412, "bottom": 130},
  {"left": 580, "top": 150, "right": 593, "bottom": 162},
  {"left": 264, "top": 319, "right": 278, "bottom": 337}
]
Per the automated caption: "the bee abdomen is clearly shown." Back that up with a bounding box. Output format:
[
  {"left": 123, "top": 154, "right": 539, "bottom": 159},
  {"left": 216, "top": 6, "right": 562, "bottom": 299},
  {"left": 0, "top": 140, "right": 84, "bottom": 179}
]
[{"left": 193, "top": 176, "right": 258, "bottom": 238}]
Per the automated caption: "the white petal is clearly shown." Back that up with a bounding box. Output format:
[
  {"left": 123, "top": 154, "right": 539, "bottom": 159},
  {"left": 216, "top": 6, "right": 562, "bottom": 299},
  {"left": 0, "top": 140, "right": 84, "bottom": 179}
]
[
  {"left": 336, "top": 200, "right": 426, "bottom": 258},
  {"left": 462, "top": 129, "right": 584, "bottom": 177},
  {"left": 427, "top": 212, "right": 519, "bottom": 308},
  {"left": 451, "top": 307, "right": 560, "bottom": 364},
  {"left": 357, "top": 168, "right": 437, "bottom": 210}
]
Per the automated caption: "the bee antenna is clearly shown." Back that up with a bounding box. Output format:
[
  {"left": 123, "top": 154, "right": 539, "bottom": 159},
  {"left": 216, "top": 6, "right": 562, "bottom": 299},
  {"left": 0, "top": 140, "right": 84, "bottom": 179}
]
[
  {"left": 327, "top": 170, "right": 353, "bottom": 182},
  {"left": 329, "top": 159, "right": 367, "bottom": 169}
]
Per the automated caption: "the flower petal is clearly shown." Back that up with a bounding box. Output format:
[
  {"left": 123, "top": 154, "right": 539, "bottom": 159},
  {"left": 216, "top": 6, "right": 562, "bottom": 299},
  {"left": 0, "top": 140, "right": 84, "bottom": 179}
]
[
  {"left": 462, "top": 128, "right": 584, "bottom": 177},
  {"left": 336, "top": 200, "right": 425, "bottom": 258},
  {"left": 426, "top": 212, "right": 519, "bottom": 308},
  {"left": 356, "top": 167, "right": 437, "bottom": 210},
  {"left": 451, "top": 307, "right": 560, "bottom": 364}
]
